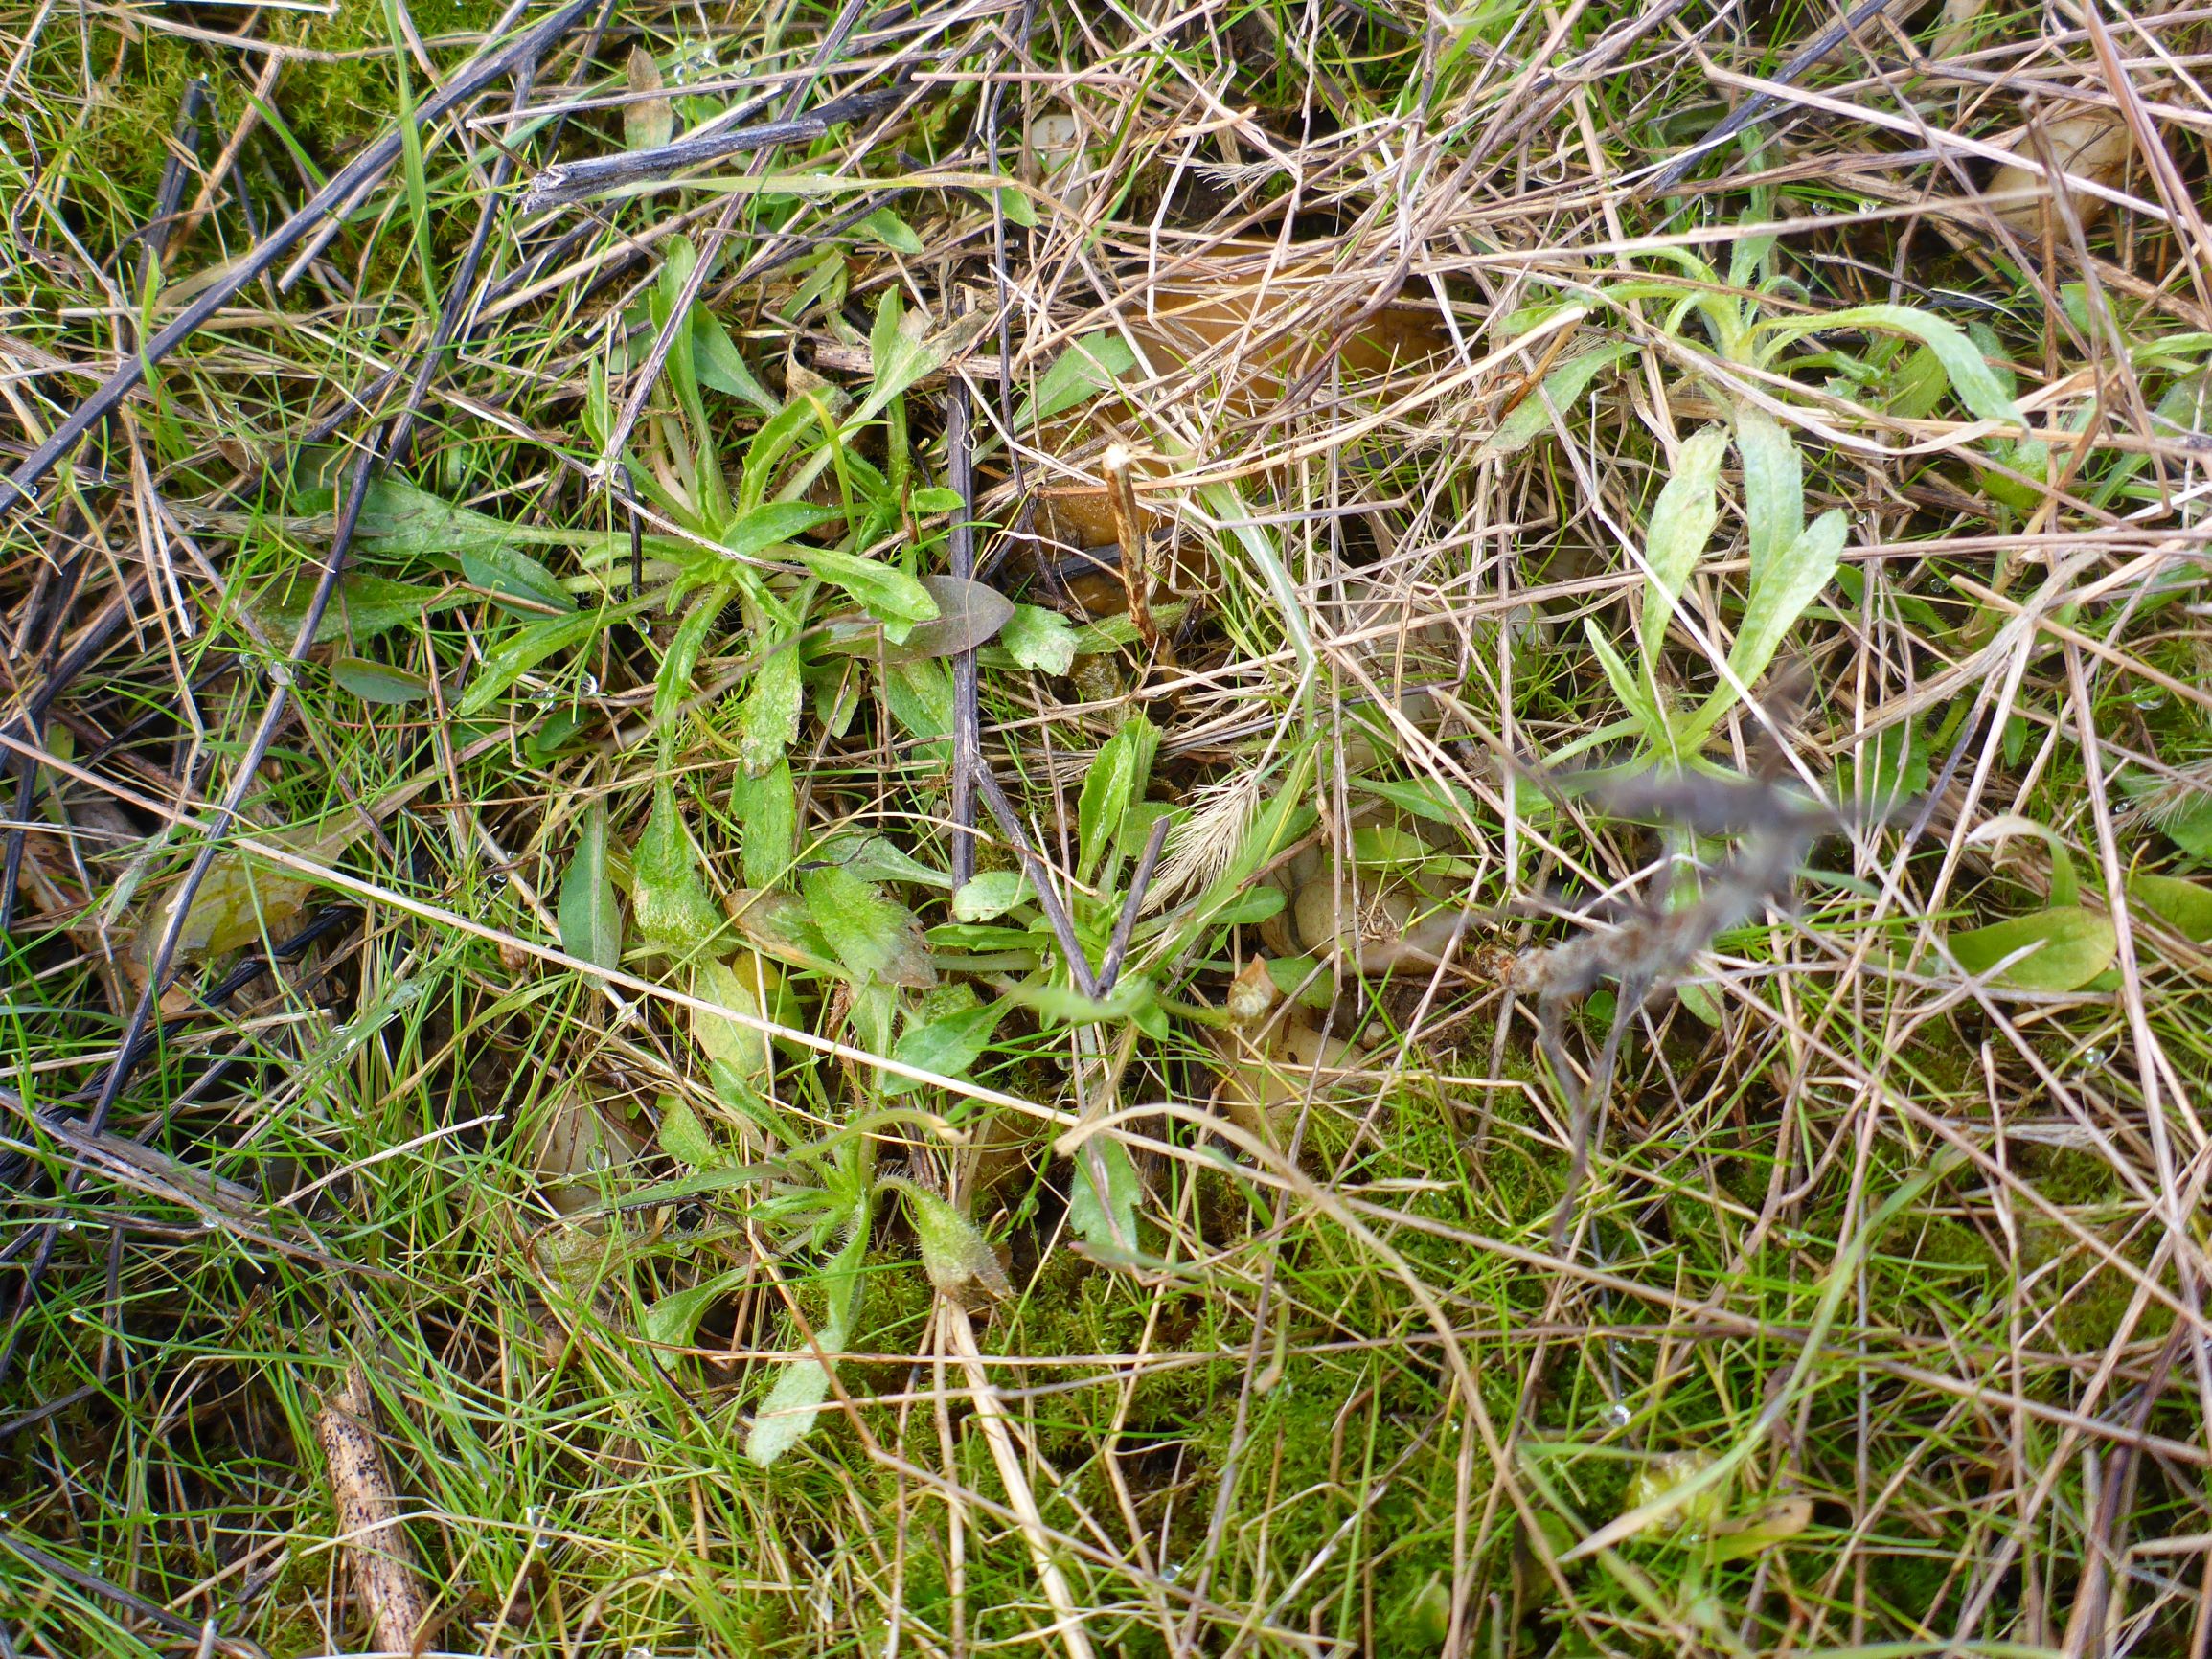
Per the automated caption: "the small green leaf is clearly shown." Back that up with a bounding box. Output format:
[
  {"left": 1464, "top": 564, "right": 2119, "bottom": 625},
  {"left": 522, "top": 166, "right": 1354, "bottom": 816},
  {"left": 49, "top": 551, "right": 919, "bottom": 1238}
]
[
  {"left": 719, "top": 500, "right": 834, "bottom": 563},
  {"left": 630, "top": 783, "right": 726, "bottom": 957},
  {"left": 952, "top": 871, "right": 1031, "bottom": 921},
  {"left": 1014, "top": 330, "right": 1139, "bottom": 428},
  {"left": 733, "top": 760, "right": 796, "bottom": 889},
  {"left": 558, "top": 803, "right": 624, "bottom": 971},
  {"left": 1732, "top": 508, "right": 1844, "bottom": 684},
  {"left": 1480, "top": 340, "right": 1631, "bottom": 459},
  {"left": 330, "top": 656, "right": 429, "bottom": 705},
  {"left": 692, "top": 313, "right": 780, "bottom": 414},
  {"left": 882, "top": 657, "right": 955, "bottom": 757},
  {"left": 1948, "top": 908, "right": 2116, "bottom": 990},
  {"left": 256, "top": 571, "right": 458, "bottom": 647},
  {"left": 2129, "top": 873, "right": 2212, "bottom": 943},
  {"left": 745, "top": 1351, "right": 834, "bottom": 1466},
  {"left": 882, "top": 1001, "right": 1004, "bottom": 1095},
  {"left": 742, "top": 1221, "right": 869, "bottom": 1463},
  {"left": 1734, "top": 403, "right": 1804, "bottom": 589},
  {"left": 1840, "top": 724, "right": 1928, "bottom": 815},
  {"left": 1350, "top": 826, "right": 1431, "bottom": 867},
  {"left": 1710, "top": 1498, "right": 1814, "bottom": 1563},
  {"left": 856, "top": 206, "right": 925, "bottom": 254},
  {"left": 1004, "top": 975, "right": 1155, "bottom": 1028},
  {"left": 458, "top": 543, "right": 575, "bottom": 616},
  {"left": 907, "top": 486, "right": 963, "bottom": 514},
  {"left": 819, "top": 833, "right": 950, "bottom": 889},
  {"left": 656, "top": 1093, "right": 720, "bottom": 1169},
  {"left": 1353, "top": 775, "right": 1482, "bottom": 827},
  {"left": 741, "top": 639, "right": 803, "bottom": 776},
  {"left": 692, "top": 958, "right": 775, "bottom": 1089},
  {"left": 1759, "top": 304, "right": 2026, "bottom": 427},
  {"left": 798, "top": 547, "right": 939, "bottom": 626},
  {"left": 1584, "top": 618, "right": 1663, "bottom": 738},
  {"left": 656, "top": 586, "right": 728, "bottom": 727},
  {"left": 1066, "top": 1137, "right": 1141, "bottom": 1253},
  {"left": 645, "top": 1265, "right": 748, "bottom": 1349},
  {"left": 1685, "top": 508, "right": 1849, "bottom": 739},
  {"left": 848, "top": 289, "right": 945, "bottom": 428},
  {"left": 1641, "top": 424, "right": 1728, "bottom": 668},
  {"left": 353, "top": 476, "right": 544, "bottom": 553},
  {"left": 457, "top": 606, "right": 610, "bottom": 716},
  {"left": 802, "top": 866, "right": 935, "bottom": 989},
  {"left": 1078, "top": 713, "right": 1159, "bottom": 884},
  {"left": 1677, "top": 980, "right": 1722, "bottom": 1026},
  {"left": 1000, "top": 604, "right": 1077, "bottom": 675}
]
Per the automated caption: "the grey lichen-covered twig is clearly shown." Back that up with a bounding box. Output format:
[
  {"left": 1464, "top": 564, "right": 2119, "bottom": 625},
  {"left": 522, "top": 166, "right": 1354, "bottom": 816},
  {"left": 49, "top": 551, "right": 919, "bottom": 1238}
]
[{"left": 1511, "top": 769, "right": 1836, "bottom": 1254}]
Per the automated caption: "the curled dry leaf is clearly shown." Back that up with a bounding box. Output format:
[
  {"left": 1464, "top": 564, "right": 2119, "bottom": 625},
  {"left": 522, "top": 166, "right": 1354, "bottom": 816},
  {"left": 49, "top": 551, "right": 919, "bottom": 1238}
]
[
  {"left": 1258, "top": 841, "right": 1469, "bottom": 973},
  {"left": 1021, "top": 241, "right": 1446, "bottom": 557},
  {"left": 1988, "top": 106, "right": 2134, "bottom": 238},
  {"left": 1212, "top": 1015, "right": 1369, "bottom": 1138},
  {"left": 530, "top": 1090, "right": 645, "bottom": 1218},
  {"left": 1225, "top": 956, "right": 1278, "bottom": 1030}
]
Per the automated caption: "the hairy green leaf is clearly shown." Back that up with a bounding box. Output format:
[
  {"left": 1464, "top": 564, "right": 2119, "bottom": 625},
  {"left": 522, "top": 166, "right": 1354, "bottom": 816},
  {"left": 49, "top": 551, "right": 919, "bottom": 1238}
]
[
  {"left": 457, "top": 606, "right": 609, "bottom": 716},
  {"left": 1734, "top": 403, "right": 1804, "bottom": 588},
  {"left": 558, "top": 802, "right": 624, "bottom": 971},
  {"left": 1641, "top": 424, "right": 1728, "bottom": 668},
  {"left": 1760, "top": 304, "right": 2026, "bottom": 426},
  {"left": 882, "top": 1001, "right": 1004, "bottom": 1096},
  {"left": 1948, "top": 908, "right": 2116, "bottom": 990},
  {"left": 952, "top": 871, "right": 1031, "bottom": 921},
  {"left": 802, "top": 866, "right": 935, "bottom": 989},
  {"left": 733, "top": 760, "right": 796, "bottom": 889},
  {"left": 1000, "top": 603, "right": 1077, "bottom": 674},
  {"left": 1480, "top": 341, "right": 1632, "bottom": 459},
  {"left": 630, "top": 783, "right": 725, "bottom": 957},
  {"left": 1015, "top": 330, "right": 1139, "bottom": 428},
  {"left": 799, "top": 547, "right": 939, "bottom": 626}
]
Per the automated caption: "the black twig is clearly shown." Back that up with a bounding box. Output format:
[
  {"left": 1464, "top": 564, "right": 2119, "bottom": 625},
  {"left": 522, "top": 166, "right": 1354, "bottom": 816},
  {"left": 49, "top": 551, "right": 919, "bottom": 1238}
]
[
  {"left": 946, "top": 375, "right": 980, "bottom": 888},
  {"left": 518, "top": 80, "right": 911, "bottom": 210},
  {"left": 969, "top": 761, "right": 1099, "bottom": 999},
  {"left": 1098, "top": 813, "right": 1172, "bottom": 995},
  {"left": 134, "top": 80, "right": 210, "bottom": 292},
  {"left": 1644, "top": 0, "right": 1902, "bottom": 193}
]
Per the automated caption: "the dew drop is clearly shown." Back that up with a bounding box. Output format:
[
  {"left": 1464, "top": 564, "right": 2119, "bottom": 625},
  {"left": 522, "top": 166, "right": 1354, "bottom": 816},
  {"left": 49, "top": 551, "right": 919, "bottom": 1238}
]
[
  {"left": 2132, "top": 688, "right": 2168, "bottom": 712},
  {"left": 586, "top": 1144, "right": 611, "bottom": 1172},
  {"left": 2079, "top": 1046, "right": 2109, "bottom": 1070},
  {"left": 1606, "top": 1401, "right": 1631, "bottom": 1429},
  {"left": 578, "top": 671, "right": 601, "bottom": 697}
]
